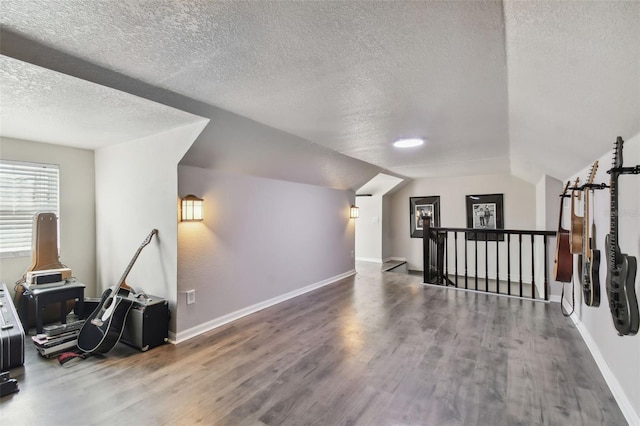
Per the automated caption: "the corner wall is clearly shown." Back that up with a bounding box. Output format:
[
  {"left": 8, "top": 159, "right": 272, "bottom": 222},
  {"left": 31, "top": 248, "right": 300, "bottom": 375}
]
[
  {"left": 94, "top": 121, "right": 207, "bottom": 334},
  {"left": 177, "top": 165, "right": 356, "bottom": 340},
  {"left": 355, "top": 196, "right": 383, "bottom": 262},
  {"left": 0, "top": 137, "right": 96, "bottom": 295}
]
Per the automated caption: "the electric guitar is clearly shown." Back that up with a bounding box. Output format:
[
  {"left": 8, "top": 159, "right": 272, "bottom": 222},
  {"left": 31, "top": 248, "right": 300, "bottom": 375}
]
[
  {"left": 554, "top": 181, "right": 573, "bottom": 283},
  {"left": 581, "top": 161, "right": 600, "bottom": 307},
  {"left": 570, "top": 177, "right": 583, "bottom": 254},
  {"left": 605, "top": 137, "right": 638, "bottom": 336},
  {"left": 77, "top": 229, "right": 158, "bottom": 353}
]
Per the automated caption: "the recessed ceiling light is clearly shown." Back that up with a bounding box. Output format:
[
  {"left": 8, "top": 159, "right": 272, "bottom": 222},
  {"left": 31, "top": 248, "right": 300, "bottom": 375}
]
[{"left": 393, "top": 138, "right": 424, "bottom": 148}]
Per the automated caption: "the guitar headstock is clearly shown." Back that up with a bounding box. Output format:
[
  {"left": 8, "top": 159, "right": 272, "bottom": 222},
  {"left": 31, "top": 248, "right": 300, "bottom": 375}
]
[
  {"left": 141, "top": 229, "right": 158, "bottom": 247},
  {"left": 561, "top": 180, "right": 571, "bottom": 196},
  {"left": 573, "top": 177, "right": 581, "bottom": 200},
  {"left": 613, "top": 136, "right": 624, "bottom": 169},
  {"left": 588, "top": 160, "right": 598, "bottom": 185}
]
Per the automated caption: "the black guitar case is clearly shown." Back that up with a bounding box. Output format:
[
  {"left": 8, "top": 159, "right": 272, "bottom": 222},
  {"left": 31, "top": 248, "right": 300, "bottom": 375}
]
[{"left": 1, "top": 282, "right": 25, "bottom": 371}]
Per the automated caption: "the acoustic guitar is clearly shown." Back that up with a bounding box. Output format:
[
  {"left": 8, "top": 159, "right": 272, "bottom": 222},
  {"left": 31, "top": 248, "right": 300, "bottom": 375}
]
[
  {"left": 569, "top": 177, "right": 583, "bottom": 254},
  {"left": 77, "top": 229, "right": 158, "bottom": 353},
  {"left": 581, "top": 161, "right": 600, "bottom": 307},
  {"left": 605, "top": 137, "right": 638, "bottom": 336},
  {"left": 554, "top": 181, "right": 573, "bottom": 283}
]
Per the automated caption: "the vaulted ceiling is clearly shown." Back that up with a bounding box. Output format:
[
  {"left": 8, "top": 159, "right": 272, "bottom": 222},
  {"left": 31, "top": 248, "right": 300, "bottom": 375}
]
[{"left": 1, "top": 1, "right": 638, "bottom": 186}]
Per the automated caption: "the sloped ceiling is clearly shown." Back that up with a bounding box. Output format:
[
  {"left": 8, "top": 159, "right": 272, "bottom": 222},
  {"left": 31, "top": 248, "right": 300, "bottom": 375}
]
[
  {"left": 0, "top": 55, "right": 206, "bottom": 149},
  {"left": 1, "top": 1, "right": 638, "bottom": 185}
]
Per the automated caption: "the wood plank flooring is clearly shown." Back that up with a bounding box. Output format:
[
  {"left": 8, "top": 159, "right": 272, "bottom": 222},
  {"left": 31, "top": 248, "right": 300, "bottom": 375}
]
[{"left": 1, "top": 261, "right": 626, "bottom": 425}]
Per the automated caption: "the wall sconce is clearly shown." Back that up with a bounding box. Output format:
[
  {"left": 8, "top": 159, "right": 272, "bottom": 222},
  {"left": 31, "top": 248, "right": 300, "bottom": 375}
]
[
  {"left": 350, "top": 205, "right": 359, "bottom": 219},
  {"left": 181, "top": 194, "right": 204, "bottom": 221}
]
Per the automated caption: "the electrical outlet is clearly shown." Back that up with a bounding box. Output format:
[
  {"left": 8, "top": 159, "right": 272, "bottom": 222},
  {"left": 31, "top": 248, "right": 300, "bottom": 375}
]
[
  {"left": 351, "top": 250, "right": 354, "bottom": 259},
  {"left": 186, "top": 289, "right": 196, "bottom": 305}
]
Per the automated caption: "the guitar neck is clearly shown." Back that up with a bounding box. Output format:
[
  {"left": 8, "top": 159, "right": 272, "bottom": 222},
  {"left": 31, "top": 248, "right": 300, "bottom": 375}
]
[
  {"left": 114, "top": 229, "right": 158, "bottom": 292},
  {"left": 609, "top": 170, "right": 618, "bottom": 266},
  {"left": 115, "top": 247, "right": 145, "bottom": 290},
  {"left": 584, "top": 189, "right": 590, "bottom": 254}
]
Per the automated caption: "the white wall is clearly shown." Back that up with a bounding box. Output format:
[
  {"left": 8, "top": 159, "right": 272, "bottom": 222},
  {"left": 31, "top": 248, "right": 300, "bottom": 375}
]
[
  {"left": 94, "top": 122, "right": 207, "bottom": 334},
  {"left": 0, "top": 137, "right": 96, "bottom": 295},
  {"left": 567, "top": 133, "right": 640, "bottom": 422},
  {"left": 536, "top": 174, "right": 564, "bottom": 299},
  {"left": 355, "top": 196, "right": 382, "bottom": 262},
  {"left": 390, "top": 173, "right": 537, "bottom": 274},
  {"left": 381, "top": 194, "right": 393, "bottom": 261},
  {"left": 177, "top": 165, "right": 356, "bottom": 339}
]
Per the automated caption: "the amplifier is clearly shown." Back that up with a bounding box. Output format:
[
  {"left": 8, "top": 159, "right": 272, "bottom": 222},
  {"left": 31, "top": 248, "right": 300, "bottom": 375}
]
[
  {"left": 26, "top": 268, "right": 72, "bottom": 285},
  {"left": 120, "top": 294, "right": 169, "bottom": 352}
]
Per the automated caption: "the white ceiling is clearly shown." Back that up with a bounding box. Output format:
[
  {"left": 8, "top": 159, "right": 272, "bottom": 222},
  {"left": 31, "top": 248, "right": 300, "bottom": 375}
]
[
  {"left": 0, "top": 55, "right": 206, "bottom": 149},
  {"left": 1, "top": 1, "right": 638, "bottom": 183}
]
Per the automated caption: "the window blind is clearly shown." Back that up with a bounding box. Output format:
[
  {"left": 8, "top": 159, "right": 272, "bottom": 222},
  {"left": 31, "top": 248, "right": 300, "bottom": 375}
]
[{"left": 0, "top": 160, "right": 59, "bottom": 257}]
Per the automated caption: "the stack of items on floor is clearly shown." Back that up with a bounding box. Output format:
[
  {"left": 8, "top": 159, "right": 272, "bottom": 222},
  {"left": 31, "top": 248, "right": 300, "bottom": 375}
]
[{"left": 31, "top": 320, "right": 84, "bottom": 358}]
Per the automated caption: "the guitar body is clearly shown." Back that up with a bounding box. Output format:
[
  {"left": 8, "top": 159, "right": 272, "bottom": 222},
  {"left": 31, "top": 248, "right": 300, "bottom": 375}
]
[
  {"left": 582, "top": 245, "right": 601, "bottom": 307},
  {"left": 77, "top": 287, "right": 134, "bottom": 353},
  {"left": 570, "top": 215, "right": 583, "bottom": 254},
  {"left": 554, "top": 230, "right": 573, "bottom": 283},
  {"left": 605, "top": 235, "right": 639, "bottom": 336}
]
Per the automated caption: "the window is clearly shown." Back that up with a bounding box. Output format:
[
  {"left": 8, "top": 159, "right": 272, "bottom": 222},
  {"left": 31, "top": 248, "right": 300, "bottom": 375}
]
[{"left": 0, "top": 160, "right": 60, "bottom": 258}]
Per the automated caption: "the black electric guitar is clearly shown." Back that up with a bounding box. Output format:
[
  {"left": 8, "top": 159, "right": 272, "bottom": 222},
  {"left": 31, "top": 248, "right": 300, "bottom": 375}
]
[
  {"left": 581, "top": 161, "right": 600, "bottom": 307},
  {"left": 77, "top": 229, "right": 158, "bottom": 353},
  {"left": 605, "top": 137, "right": 638, "bottom": 336}
]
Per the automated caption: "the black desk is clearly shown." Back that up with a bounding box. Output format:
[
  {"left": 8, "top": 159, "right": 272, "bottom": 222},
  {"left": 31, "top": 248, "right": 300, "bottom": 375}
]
[{"left": 21, "top": 282, "right": 85, "bottom": 334}]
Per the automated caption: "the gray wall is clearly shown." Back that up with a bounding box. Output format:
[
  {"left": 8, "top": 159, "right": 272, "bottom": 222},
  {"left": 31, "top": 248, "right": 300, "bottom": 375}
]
[
  {"left": 0, "top": 137, "right": 96, "bottom": 295},
  {"left": 177, "top": 165, "right": 356, "bottom": 339}
]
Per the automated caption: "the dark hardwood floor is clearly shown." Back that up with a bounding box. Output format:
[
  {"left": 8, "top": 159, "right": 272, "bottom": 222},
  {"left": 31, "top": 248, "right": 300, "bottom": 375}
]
[{"left": 1, "top": 261, "right": 626, "bottom": 425}]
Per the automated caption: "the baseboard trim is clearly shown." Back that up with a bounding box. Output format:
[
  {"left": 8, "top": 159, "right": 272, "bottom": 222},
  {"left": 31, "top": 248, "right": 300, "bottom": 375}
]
[
  {"left": 355, "top": 257, "right": 382, "bottom": 263},
  {"left": 563, "top": 300, "right": 640, "bottom": 425},
  {"left": 383, "top": 257, "right": 406, "bottom": 263},
  {"left": 173, "top": 269, "right": 356, "bottom": 344}
]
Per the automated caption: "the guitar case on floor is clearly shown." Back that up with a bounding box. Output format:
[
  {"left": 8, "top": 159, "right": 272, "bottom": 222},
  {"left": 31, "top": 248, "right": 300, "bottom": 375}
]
[{"left": 1, "top": 282, "right": 25, "bottom": 371}]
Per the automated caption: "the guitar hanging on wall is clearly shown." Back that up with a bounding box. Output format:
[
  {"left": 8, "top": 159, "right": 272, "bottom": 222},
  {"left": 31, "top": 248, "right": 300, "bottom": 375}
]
[
  {"left": 554, "top": 181, "right": 573, "bottom": 283},
  {"left": 569, "top": 177, "right": 583, "bottom": 254},
  {"left": 581, "top": 161, "right": 600, "bottom": 307},
  {"left": 605, "top": 137, "right": 639, "bottom": 336},
  {"left": 77, "top": 229, "right": 158, "bottom": 353}
]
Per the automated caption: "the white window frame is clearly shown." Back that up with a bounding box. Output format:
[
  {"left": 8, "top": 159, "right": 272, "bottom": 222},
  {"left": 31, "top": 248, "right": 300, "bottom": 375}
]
[{"left": 0, "top": 159, "right": 60, "bottom": 258}]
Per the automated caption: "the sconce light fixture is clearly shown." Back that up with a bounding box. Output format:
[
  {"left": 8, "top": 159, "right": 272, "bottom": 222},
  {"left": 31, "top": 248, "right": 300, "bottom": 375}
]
[
  {"left": 350, "top": 205, "right": 359, "bottom": 219},
  {"left": 181, "top": 194, "right": 204, "bottom": 221}
]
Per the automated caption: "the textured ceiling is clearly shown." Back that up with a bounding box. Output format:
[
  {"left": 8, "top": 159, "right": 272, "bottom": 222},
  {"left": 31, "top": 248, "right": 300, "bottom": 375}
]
[
  {"left": 1, "top": 1, "right": 638, "bottom": 183},
  {"left": 0, "top": 55, "right": 206, "bottom": 149}
]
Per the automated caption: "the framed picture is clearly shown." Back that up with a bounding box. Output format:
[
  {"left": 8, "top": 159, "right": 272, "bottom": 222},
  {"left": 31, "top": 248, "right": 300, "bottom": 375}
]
[
  {"left": 465, "top": 193, "right": 504, "bottom": 241},
  {"left": 410, "top": 196, "right": 440, "bottom": 238}
]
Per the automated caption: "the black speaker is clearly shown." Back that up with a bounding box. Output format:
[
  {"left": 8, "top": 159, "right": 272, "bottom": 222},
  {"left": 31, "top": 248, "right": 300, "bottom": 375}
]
[{"left": 120, "top": 294, "right": 169, "bottom": 351}]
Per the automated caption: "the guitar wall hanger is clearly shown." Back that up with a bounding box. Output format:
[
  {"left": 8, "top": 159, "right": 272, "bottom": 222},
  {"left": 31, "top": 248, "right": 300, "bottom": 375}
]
[
  {"left": 568, "top": 183, "right": 609, "bottom": 192},
  {"left": 581, "top": 183, "right": 609, "bottom": 191},
  {"left": 607, "top": 165, "right": 640, "bottom": 175}
]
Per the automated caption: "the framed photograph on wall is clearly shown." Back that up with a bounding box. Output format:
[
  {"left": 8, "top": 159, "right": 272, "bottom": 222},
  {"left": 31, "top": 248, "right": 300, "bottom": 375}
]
[
  {"left": 465, "top": 193, "right": 504, "bottom": 241},
  {"left": 410, "top": 196, "right": 440, "bottom": 238}
]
